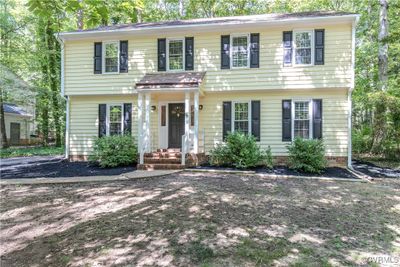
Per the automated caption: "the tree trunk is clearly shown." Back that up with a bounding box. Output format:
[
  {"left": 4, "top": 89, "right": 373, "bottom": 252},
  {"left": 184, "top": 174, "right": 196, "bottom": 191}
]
[
  {"left": 179, "top": 0, "right": 185, "bottom": 17},
  {"left": 45, "top": 20, "right": 62, "bottom": 147},
  {"left": 0, "top": 89, "right": 9, "bottom": 149},
  {"left": 378, "top": 0, "right": 389, "bottom": 91}
]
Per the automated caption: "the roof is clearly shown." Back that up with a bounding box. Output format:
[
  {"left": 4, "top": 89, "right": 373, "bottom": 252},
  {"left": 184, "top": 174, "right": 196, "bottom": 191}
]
[
  {"left": 136, "top": 72, "right": 206, "bottom": 90},
  {"left": 3, "top": 103, "right": 32, "bottom": 117},
  {"left": 59, "top": 11, "right": 359, "bottom": 39}
]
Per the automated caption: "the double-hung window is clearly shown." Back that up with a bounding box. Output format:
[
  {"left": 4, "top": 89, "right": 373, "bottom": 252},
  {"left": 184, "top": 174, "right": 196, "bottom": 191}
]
[
  {"left": 232, "top": 102, "right": 250, "bottom": 134},
  {"left": 293, "top": 101, "right": 312, "bottom": 139},
  {"left": 231, "top": 35, "right": 249, "bottom": 68},
  {"left": 294, "top": 31, "right": 313, "bottom": 65},
  {"left": 167, "top": 39, "right": 184, "bottom": 71},
  {"left": 108, "top": 104, "right": 123, "bottom": 135},
  {"left": 103, "top": 41, "right": 119, "bottom": 73}
]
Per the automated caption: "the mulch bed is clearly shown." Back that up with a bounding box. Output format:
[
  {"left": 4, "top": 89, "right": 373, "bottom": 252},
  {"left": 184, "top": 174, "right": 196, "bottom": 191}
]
[
  {"left": 352, "top": 160, "right": 400, "bottom": 178},
  {"left": 190, "top": 164, "right": 359, "bottom": 179},
  {"left": 0, "top": 159, "right": 136, "bottom": 179}
]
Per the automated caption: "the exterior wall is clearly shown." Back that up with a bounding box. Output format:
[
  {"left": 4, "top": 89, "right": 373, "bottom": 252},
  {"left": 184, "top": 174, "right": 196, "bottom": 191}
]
[
  {"left": 69, "top": 95, "right": 138, "bottom": 158},
  {"left": 4, "top": 113, "right": 31, "bottom": 143},
  {"left": 68, "top": 89, "right": 348, "bottom": 160},
  {"left": 64, "top": 23, "right": 352, "bottom": 96}
]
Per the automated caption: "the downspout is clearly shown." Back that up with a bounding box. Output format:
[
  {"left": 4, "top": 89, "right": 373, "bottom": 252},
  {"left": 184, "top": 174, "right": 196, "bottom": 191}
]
[
  {"left": 55, "top": 33, "right": 69, "bottom": 159},
  {"left": 348, "top": 16, "right": 359, "bottom": 169}
]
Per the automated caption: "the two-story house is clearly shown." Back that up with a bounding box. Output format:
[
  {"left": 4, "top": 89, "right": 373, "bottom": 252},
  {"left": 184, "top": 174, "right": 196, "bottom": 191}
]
[{"left": 57, "top": 11, "right": 358, "bottom": 169}]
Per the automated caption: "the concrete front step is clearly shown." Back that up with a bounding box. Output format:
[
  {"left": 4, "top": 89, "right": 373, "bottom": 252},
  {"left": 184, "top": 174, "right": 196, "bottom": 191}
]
[{"left": 137, "top": 163, "right": 185, "bottom": 170}]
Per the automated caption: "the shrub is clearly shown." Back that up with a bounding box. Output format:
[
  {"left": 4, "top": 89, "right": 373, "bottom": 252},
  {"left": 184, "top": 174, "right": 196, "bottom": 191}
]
[
  {"left": 209, "top": 132, "right": 272, "bottom": 169},
  {"left": 287, "top": 138, "right": 327, "bottom": 174},
  {"left": 89, "top": 135, "right": 137, "bottom": 168}
]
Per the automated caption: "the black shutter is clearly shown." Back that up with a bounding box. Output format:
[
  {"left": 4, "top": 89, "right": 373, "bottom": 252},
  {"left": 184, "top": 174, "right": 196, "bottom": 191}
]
[
  {"left": 251, "top": 100, "right": 260, "bottom": 141},
  {"left": 221, "top": 35, "right": 230, "bottom": 69},
  {"left": 94, "top": 42, "right": 102, "bottom": 74},
  {"left": 99, "top": 104, "right": 107, "bottom": 137},
  {"left": 119, "top": 40, "right": 128, "bottom": 73},
  {"left": 222, "top": 101, "right": 232, "bottom": 140},
  {"left": 282, "top": 100, "right": 292, "bottom": 141},
  {"left": 314, "top": 29, "right": 325, "bottom": 65},
  {"left": 313, "top": 99, "right": 323, "bottom": 139},
  {"left": 185, "top": 37, "right": 194, "bottom": 71},
  {"left": 157, "top": 38, "right": 166, "bottom": 71},
  {"left": 250, "top": 33, "right": 260, "bottom": 68},
  {"left": 123, "top": 103, "right": 132, "bottom": 135},
  {"left": 283, "top": 31, "right": 292, "bottom": 66}
]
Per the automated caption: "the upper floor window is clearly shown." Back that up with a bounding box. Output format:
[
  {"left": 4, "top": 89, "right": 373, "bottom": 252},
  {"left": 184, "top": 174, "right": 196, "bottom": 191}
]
[
  {"left": 231, "top": 35, "right": 249, "bottom": 68},
  {"left": 167, "top": 39, "right": 184, "bottom": 71},
  {"left": 293, "top": 100, "right": 311, "bottom": 139},
  {"left": 108, "top": 104, "right": 123, "bottom": 135},
  {"left": 233, "top": 101, "right": 250, "bottom": 134},
  {"left": 103, "top": 41, "right": 119, "bottom": 73},
  {"left": 294, "top": 31, "right": 313, "bottom": 65}
]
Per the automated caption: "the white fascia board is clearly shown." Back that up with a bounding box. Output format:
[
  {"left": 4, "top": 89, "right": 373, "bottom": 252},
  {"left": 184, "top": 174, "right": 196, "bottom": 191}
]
[{"left": 59, "top": 14, "right": 360, "bottom": 41}]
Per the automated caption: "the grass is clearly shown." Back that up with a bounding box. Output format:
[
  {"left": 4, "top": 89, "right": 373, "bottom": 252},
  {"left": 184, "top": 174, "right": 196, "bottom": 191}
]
[
  {"left": 0, "top": 146, "right": 64, "bottom": 158},
  {"left": 354, "top": 154, "right": 400, "bottom": 169}
]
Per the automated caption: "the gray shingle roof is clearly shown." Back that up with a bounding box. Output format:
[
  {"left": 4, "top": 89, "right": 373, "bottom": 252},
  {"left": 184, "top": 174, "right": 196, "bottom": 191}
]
[
  {"left": 64, "top": 11, "right": 356, "bottom": 34},
  {"left": 3, "top": 103, "right": 32, "bottom": 117},
  {"left": 136, "top": 72, "right": 206, "bottom": 89}
]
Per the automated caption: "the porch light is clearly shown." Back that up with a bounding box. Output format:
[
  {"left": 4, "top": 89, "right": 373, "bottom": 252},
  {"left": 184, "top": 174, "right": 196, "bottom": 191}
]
[
  {"left": 199, "top": 105, "right": 203, "bottom": 110},
  {"left": 151, "top": 105, "right": 156, "bottom": 111}
]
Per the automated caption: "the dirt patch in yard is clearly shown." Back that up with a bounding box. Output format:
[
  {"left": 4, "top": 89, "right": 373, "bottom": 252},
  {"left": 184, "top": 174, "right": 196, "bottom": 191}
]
[{"left": 1, "top": 173, "right": 399, "bottom": 266}]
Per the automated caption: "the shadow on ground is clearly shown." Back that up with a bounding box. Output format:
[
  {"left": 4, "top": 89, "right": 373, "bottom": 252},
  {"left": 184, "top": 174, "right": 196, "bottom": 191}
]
[{"left": 1, "top": 172, "right": 399, "bottom": 266}]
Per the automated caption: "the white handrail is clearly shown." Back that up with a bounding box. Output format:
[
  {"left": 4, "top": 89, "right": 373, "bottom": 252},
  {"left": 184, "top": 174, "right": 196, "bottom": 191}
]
[{"left": 181, "top": 134, "right": 186, "bottom": 165}]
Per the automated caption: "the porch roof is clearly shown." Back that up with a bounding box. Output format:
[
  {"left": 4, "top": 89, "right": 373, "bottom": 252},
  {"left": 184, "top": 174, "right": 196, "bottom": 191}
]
[{"left": 135, "top": 72, "right": 206, "bottom": 91}]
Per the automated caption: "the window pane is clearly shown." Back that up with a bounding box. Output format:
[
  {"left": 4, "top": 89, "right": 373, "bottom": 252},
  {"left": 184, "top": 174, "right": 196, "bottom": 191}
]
[
  {"left": 109, "top": 123, "right": 122, "bottom": 135},
  {"left": 105, "top": 43, "right": 118, "bottom": 72},
  {"left": 295, "top": 32, "right": 312, "bottom": 65},
  {"left": 233, "top": 102, "right": 249, "bottom": 134},
  {"left": 169, "top": 40, "right": 183, "bottom": 70},
  {"left": 232, "top": 36, "right": 248, "bottom": 67},
  {"left": 294, "top": 120, "right": 309, "bottom": 139},
  {"left": 294, "top": 101, "right": 309, "bottom": 139},
  {"left": 109, "top": 105, "right": 122, "bottom": 135}
]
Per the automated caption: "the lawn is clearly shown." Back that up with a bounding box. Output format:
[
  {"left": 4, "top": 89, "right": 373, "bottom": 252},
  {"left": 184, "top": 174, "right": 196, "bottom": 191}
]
[
  {"left": 1, "top": 172, "right": 399, "bottom": 266},
  {"left": 0, "top": 146, "right": 64, "bottom": 158}
]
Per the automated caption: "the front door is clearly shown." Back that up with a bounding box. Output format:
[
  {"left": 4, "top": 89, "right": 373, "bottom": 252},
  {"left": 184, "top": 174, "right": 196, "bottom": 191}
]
[
  {"left": 168, "top": 103, "right": 185, "bottom": 148},
  {"left": 10, "top": 122, "right": 20, "bottom": 145}
]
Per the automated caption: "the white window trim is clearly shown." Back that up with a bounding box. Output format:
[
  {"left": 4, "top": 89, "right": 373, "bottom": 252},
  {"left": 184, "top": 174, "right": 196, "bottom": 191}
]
[
  {"left": 291, "top": 99, "right": 313, "bottom": 139},
  {"left": 166, "top": 38, "right": 185, "bottom": 72},
  {"left": 293, "top": 30, "right": 314, "bottom": 67},
  {"left": 102, "top": 41, "right": 120, "bottom": 74},
  {"left": 231, "top": 101, "right": 251, "bottom": 134},
  {"left": 106, "top": 103, "right": 124, "bottom": 136},
  {"left": 230, "top": 33, "right": 250, "bottom": 69}
]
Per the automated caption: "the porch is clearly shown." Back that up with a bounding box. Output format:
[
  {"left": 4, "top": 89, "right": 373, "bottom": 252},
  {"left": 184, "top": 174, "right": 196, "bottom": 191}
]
[{"left": 135, "top": 72, "right": 207, "bottom": 169}]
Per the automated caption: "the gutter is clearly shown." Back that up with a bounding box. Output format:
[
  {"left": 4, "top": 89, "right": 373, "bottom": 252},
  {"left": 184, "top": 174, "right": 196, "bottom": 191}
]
[
  {"left": 55, "top": 33, "right": 69, "bottom": 159},
  {"left": 348, "top": 15, "right": 359, "bottom": 169}
]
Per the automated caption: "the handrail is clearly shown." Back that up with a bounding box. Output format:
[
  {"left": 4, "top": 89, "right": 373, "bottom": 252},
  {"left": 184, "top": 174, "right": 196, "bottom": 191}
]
[{"left": 181, "top": 134, "right": 186, "bottom": 165}]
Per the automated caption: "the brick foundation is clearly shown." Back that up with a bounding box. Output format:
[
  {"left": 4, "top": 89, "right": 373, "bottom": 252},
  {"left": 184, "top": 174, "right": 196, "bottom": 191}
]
[
  {"left": 274, "top": 156, "right": 347, "bottom": 167},
  {"left": 185, "top": 153, "right": 208, "bottom": 167},
  {"left": 69, "top": 155, "right": 89, "bottom": 161}
]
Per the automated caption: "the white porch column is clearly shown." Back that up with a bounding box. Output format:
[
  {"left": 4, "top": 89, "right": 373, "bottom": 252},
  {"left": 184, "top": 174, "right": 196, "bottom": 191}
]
[
  {"left": 144, "top": 93, "right": 151, "bottom": 153},
  {"left": 184, "top": 92, "right": 190, "bottom": 152},
  {"left": 193, "top": 92, "right": 199, "bottom": 154},
  {"left": 137, "top": 93, "right": 144, "bottom": 164}
]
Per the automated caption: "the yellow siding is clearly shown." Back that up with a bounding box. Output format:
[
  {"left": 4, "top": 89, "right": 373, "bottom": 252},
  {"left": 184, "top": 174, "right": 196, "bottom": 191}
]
[
  {"left": 64, "top": 22, "right": 352, "bottom": 95},
  {"left": 69, "top": 89, "right": 348, "bottom": 158}
]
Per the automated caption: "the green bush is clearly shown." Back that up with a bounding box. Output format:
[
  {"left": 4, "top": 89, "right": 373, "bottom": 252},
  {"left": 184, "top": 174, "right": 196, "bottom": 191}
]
[
  {"left": 89, "top": 135, "right": 137, "bottom": 168},
  {"left": 209, "top": 132, "right": 272, "bottom": 169},
  {"left": 287, "top": 138, "right": 327, "bottom": 174},
  {"left": 352, "top": 126, "right": 373, "bottom": 155}
]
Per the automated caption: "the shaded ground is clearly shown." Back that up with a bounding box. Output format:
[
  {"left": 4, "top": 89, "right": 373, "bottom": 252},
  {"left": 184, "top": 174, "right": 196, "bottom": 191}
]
[
  {"left": 1, "top": 172, "right": 399, "bottom": 266},
  {"left": 353, "top": 160, "right": 400, "bottom": 179},
  {"left": 194, "top": 165, "right": 358, "bottom": 179},
  {"left": 0, "top": 156, "right": 135, "bottom": 179}
]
